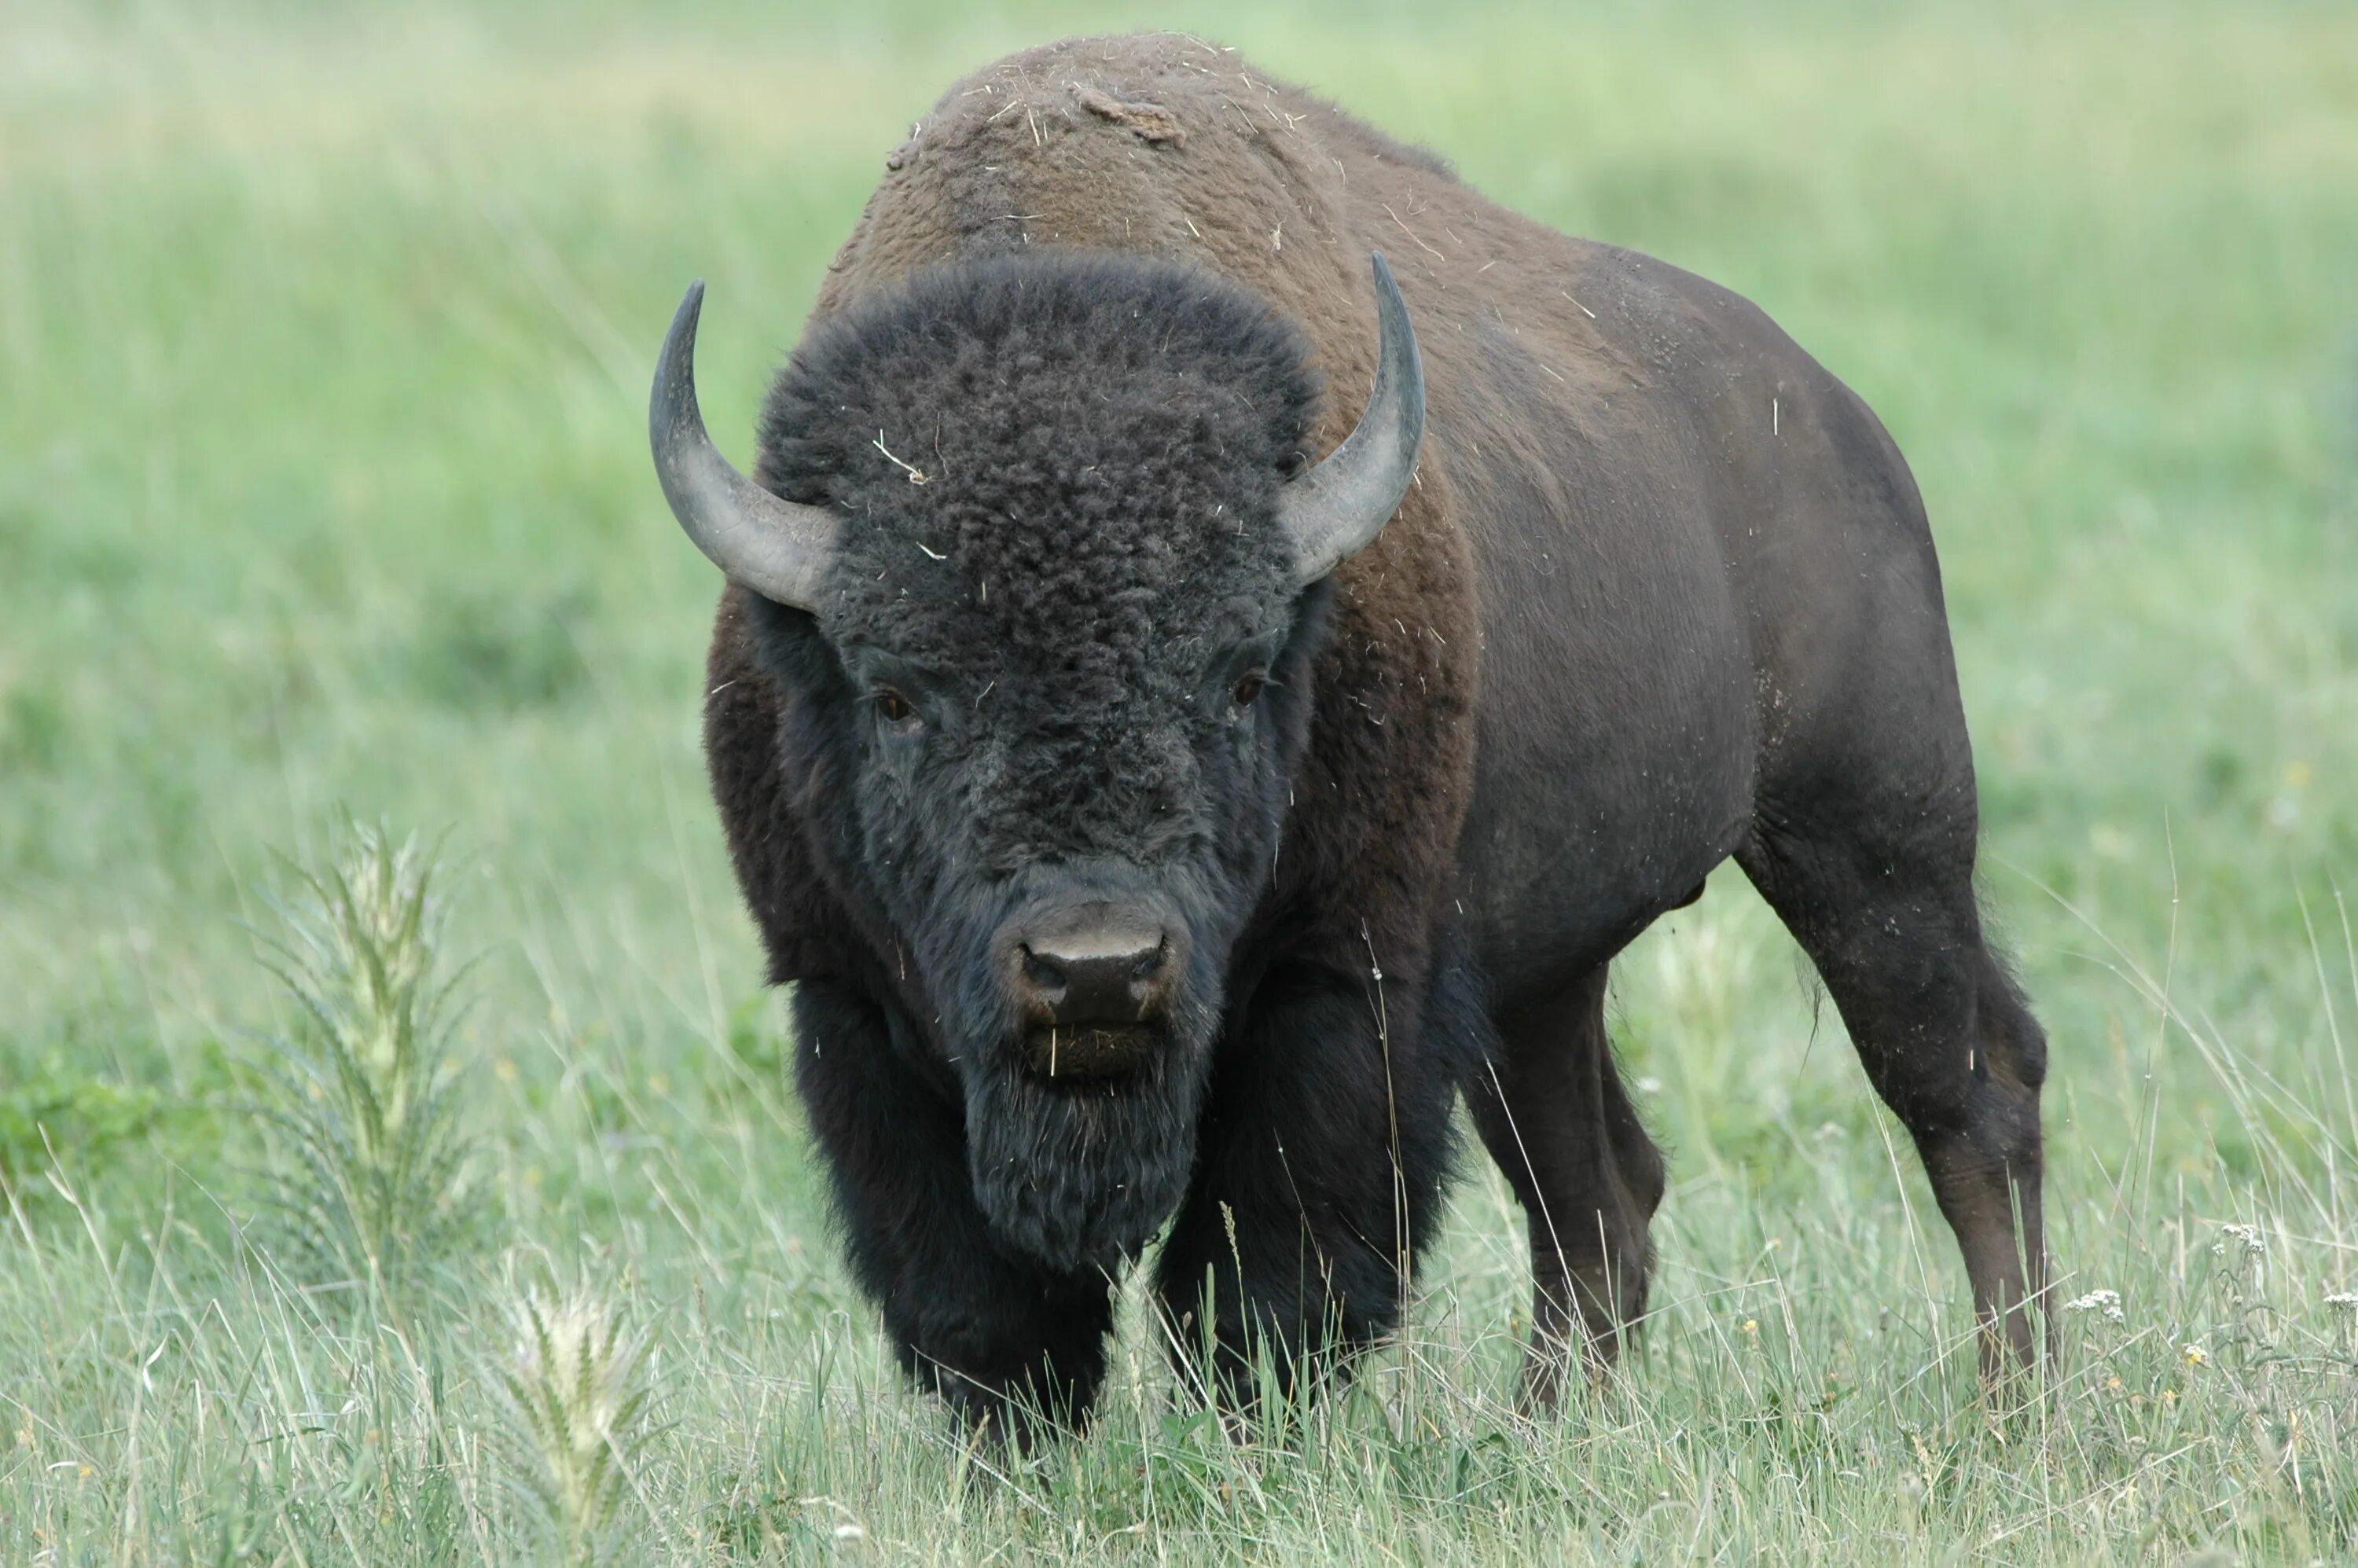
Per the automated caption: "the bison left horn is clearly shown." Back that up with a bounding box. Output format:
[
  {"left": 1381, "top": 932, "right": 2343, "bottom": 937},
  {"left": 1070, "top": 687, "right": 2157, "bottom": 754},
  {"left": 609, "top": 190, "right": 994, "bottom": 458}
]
[
  {"left": 1279, "top": 252, "right": 1427, "bottom": 585},
  {"left": 649, "top": 280, "right": 840, "bottom": 611}
]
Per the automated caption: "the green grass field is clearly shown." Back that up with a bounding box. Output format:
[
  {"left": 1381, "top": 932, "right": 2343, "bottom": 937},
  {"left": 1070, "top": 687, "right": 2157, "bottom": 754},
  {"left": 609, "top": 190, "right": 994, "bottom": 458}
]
[{"left": 5, "top": 0, "right": 2357, "bottom": 1559}]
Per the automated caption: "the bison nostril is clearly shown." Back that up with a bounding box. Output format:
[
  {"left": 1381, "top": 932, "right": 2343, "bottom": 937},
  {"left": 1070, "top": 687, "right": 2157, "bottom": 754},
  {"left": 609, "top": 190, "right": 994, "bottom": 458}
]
[
  {"left": 1017, "top": 944, "right": 1069, "bottom": 1005},
  {"left": 1127, "top": 942, "right": 1175, "bottom": 1009},
  {"left": 1130, "top": 942, "right": 1166, "bottom": 983}
]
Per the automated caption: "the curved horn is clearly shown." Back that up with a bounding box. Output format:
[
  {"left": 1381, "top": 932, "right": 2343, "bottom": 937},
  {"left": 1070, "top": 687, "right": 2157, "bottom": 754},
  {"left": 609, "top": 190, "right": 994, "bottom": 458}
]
[
  {"left": 649, "top": 281, "right": 838, "bottom": 609},
  {"left": 1280, "top": 252, "right": 1427, "bottom": 585}
]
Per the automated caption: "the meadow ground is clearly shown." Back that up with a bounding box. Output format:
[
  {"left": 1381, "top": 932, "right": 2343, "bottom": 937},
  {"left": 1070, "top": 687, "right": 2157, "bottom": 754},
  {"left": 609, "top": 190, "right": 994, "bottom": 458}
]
[{"left": 3, "top": 0, "right": 2357, "bottom": 1560}]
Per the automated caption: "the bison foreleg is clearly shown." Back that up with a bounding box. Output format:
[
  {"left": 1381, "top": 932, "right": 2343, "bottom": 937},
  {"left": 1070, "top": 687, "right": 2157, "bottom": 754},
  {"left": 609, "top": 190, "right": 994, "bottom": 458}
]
[
  {"left": 790, "top": 981, "right": 1116, "bottom": 1439},
  {"left": 1151, "top": 964, "right": 1462, "bottom": 1419}
]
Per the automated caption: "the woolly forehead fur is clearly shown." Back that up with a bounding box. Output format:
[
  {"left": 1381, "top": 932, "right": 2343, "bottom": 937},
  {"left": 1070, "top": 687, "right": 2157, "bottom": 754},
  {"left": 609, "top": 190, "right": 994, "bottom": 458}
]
[{"left": 753, "top": 252, "right": 1320, "bottom": 691}]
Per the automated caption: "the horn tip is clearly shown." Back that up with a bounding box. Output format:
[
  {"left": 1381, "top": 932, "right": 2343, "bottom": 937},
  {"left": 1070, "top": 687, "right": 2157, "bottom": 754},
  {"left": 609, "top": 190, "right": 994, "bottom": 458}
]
[{"left": 653, "top": 278, "right": 714, "bottom": 454}]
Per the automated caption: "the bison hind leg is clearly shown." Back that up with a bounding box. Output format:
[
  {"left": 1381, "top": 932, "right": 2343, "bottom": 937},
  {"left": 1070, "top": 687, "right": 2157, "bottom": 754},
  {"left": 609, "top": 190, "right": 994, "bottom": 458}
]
[{"left": 1737, "top": 799, "right": 2051, "bottom": 1396}]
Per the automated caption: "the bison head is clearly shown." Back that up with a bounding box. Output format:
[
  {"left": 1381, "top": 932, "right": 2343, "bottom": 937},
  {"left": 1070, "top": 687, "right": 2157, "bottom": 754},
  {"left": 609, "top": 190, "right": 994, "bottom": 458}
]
[{"left": 650, "top": 252, "right": 1422, "bottom": 1272}]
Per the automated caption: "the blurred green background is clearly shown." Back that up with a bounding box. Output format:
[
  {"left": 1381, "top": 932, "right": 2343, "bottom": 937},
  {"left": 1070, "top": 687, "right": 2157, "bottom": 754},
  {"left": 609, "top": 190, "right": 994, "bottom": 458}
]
[
  {"left": 2, "top": 0, "right": 2356, "bottom": 1559},
  {"left": 6, "top": 0, "right": 2356, "bottom": 1067}
]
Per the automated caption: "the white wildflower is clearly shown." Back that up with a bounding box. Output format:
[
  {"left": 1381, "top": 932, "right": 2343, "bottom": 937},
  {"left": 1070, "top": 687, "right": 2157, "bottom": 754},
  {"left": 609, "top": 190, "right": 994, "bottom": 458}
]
[
  {"left": 2216, "top": 1222, "right": 2266, "bottom": 1257},
  {"left": 2062, "top": 1288, "right": 2125, "bottom": 1324}
]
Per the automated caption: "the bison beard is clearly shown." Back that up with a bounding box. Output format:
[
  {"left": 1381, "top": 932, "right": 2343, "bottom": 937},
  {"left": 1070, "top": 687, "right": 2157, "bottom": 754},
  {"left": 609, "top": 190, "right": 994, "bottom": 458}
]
[{"left": 961, "top": 1037, "right": 1205, "bottom": 1274}]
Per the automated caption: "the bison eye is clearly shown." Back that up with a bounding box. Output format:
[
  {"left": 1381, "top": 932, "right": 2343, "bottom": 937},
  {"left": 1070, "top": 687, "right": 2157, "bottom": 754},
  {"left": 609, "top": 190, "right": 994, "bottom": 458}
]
[
  {"left": 874, "top": 688, "right": 917, "bottom": 727},
  {"left": 1230, "top": 671, "right": 1268, "bottom": 711}
]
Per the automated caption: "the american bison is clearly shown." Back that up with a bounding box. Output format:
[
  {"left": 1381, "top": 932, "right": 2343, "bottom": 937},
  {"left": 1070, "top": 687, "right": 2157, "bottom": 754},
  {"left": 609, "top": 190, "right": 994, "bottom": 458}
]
[{"left": 650, "top": 32, "right": 2050, "bottom": 1427}]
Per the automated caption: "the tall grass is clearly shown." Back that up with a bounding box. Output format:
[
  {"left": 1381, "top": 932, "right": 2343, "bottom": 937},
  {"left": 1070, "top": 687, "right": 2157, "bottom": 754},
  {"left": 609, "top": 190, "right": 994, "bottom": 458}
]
[{"left": 4, "top": 833, "right": 2351, "bottom": 1560}]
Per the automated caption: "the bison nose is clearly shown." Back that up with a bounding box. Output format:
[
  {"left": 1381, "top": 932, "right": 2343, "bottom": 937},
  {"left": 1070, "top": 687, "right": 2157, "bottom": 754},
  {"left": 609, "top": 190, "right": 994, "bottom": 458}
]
[{"left": 1012, "top": 905, "right": 1176, "bottom": 1026}]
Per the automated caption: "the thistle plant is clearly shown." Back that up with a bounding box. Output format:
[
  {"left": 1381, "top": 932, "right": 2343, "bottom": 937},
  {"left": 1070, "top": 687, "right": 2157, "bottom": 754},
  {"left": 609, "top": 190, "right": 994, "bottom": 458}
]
[
  {"left": 490, "top": 1287, "right": 659, "bottom": 1566},
  {"left": 248, "top": 821, "right": 478, "bottom": 1308}
]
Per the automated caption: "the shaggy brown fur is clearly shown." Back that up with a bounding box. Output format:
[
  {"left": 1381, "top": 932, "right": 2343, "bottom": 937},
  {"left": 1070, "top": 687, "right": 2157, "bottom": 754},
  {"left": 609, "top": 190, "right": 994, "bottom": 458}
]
[{"left": 797, "top": 35, "right": 1497, "bottom": 981}]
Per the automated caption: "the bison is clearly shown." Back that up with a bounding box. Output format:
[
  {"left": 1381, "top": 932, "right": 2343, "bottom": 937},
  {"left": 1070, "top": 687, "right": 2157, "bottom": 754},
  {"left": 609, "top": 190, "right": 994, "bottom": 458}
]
[{"left": 649, "top": 33, "right": 2051, "bottom": 1428}]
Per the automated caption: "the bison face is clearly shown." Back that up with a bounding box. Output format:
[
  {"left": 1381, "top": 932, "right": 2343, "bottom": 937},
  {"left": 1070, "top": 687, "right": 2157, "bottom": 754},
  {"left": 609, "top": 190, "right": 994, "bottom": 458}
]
[
  {"left": 785, "top": 570, "right": 1328, "bottom": 1273},
  {"left": 656, "top": 251, "right": 1421, "bottom": 1272}
]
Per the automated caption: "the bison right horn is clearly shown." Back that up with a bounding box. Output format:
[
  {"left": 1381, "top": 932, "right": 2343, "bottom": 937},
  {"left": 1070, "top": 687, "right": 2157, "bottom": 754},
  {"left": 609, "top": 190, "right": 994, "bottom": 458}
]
[
  {"left": 1279, "top": 252, "right": 1427, "bottom": 586},
  {"left": 649, "top": 281, "right": 839, "bottom": 611}
]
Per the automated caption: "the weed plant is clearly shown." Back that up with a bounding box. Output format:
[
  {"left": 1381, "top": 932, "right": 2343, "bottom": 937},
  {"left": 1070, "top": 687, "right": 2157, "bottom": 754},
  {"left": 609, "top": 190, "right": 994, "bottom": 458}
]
[{"left": 245, "top": 821, "right": 479, "bottom": 1313}]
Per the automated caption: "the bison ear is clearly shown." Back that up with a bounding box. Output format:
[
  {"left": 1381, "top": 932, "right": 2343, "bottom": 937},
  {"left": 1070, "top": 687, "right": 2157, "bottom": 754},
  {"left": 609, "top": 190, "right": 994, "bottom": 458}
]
[
  {"left": 1279, "top": 252, "right": 1426, "bottom": 586},
  {"left": 649, "top": 281, "right": 840, "bottom": 611}
]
